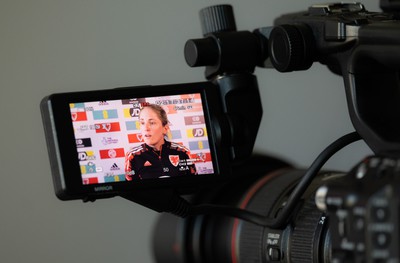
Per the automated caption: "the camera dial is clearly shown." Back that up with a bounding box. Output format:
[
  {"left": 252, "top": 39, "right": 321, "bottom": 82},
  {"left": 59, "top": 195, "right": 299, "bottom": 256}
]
[{"left": 268, "top": 24, "right": 314, "bottom": 72}]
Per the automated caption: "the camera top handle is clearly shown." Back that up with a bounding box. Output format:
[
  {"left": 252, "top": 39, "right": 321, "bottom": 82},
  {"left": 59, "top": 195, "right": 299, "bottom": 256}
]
[
  {"left": 262, "top": 3, "right": 400, "bottom": 156},
  {"left": 345, "top": 23, "right": 400, "bottom": 156}
]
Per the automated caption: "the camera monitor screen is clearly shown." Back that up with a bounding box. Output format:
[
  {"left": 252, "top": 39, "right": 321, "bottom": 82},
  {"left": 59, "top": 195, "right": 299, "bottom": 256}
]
[
  {"left": 71, "top": 93, "right": 213, "bottom": 185},
  {"left": 41, "top": 82, "right": 228, "bottom": 200}
]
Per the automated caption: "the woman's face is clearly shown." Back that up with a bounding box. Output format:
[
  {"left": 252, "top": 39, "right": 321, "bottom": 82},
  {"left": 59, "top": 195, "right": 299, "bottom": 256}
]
[{"left": 139, "top": 107, "right": 168, "bottom": 150}]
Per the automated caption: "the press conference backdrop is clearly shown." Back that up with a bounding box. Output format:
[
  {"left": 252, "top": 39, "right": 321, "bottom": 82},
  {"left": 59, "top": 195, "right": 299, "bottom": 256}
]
[
  {"left": 0, "top": 1, "right": 377, "bottom": 262},
  {"left": 71, "top": 93, "right": 213, "bottom": 185}
]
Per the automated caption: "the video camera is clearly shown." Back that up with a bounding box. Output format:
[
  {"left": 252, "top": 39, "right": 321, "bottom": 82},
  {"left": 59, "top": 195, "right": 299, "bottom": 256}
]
[{"left": 41, "top": 2, "right": 400, "bottom": 262}]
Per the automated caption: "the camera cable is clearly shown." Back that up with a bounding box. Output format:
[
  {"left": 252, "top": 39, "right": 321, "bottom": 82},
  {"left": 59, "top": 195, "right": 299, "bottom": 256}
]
[{"left": 172, "top": 131, "right": 362, "bottom": 228}]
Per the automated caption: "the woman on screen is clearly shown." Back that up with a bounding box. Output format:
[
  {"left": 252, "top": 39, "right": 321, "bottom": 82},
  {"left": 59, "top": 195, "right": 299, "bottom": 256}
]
[{"left": 125, "top": 104, "right": 196, "bottom": 180}]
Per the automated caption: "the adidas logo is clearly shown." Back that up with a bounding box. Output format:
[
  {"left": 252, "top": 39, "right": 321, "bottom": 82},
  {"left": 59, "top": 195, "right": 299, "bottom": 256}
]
[{"left": 110, "top": 163, "right": 120, "bottom": 171}]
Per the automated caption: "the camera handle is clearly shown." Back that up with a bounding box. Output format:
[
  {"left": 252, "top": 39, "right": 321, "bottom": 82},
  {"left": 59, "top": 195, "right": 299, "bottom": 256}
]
[
  {"left": 344, "top": 41, "right": 400, "bottom": 155},
  {"left": 256, "top": 17, "right": 400, "bottom": 156}
]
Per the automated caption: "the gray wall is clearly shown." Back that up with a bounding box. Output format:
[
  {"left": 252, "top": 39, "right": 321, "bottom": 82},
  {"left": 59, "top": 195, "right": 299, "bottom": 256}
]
[{"left": 1, "top": 1, "right": 378, "bottom": 262}]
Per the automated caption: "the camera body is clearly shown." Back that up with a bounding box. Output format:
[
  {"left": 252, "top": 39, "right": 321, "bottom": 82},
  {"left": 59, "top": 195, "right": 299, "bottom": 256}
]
[
  {"left": 152, "top": 3, "right": 400, "bottom": 262},
  {"left": 317, "top": 155, "right": 400, "bottom": 262},
  {"left": 261, "top": 5, "right": 400, "bottom": 261}
]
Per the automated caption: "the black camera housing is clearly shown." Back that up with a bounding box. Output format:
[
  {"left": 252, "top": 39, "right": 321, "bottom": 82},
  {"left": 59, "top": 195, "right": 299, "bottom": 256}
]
[
  {"left": 259, "top": 2, "right": 400, "bottom": 155},
  {"left": 151, "top": 3, "right": 400, "bottom": 263},
  {"left": 317, "top": 155, "right": 400, "bottom": 262},
  {"left": 41, "top": 82, "right": 233, "bottom": 201}
]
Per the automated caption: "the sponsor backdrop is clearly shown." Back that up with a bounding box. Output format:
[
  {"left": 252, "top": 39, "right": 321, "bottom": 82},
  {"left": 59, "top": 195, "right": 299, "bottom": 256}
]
[{"left": 70, "top": 93, "right": 214, "bottom": 185}]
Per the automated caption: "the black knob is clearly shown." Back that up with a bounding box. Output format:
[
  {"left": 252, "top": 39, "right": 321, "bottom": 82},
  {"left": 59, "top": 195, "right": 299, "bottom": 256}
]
[
  {"left": 268, "top": 24, "right": 314, "bottom": 72},
  {"left": 199, "top": 5, "right": 237, "bottom": 36},
  {"left": 291, "top": 199, "right": 329, "bottom": 262},
  {"left": 185, "top": 5, "right": 237, "bottom": 68},
  {"left": 184, "top": 38, "right": 219, "bottom": 67}
]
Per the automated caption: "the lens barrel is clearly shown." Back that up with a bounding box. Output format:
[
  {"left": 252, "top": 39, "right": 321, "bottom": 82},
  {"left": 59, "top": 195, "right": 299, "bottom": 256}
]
[{"left": 152, "top": 155, "right": 336, "bottom": 262}]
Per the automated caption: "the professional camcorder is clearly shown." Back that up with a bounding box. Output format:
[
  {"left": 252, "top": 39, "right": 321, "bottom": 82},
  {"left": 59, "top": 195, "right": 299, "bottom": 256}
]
[{"left": 41, "top": 2, "right": 400, "bottom": 262}]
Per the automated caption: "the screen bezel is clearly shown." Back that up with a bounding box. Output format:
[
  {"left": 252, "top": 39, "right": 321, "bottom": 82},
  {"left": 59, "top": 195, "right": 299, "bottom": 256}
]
[{"left": 42, "top": 82, "right": 229, "bottom": 200}]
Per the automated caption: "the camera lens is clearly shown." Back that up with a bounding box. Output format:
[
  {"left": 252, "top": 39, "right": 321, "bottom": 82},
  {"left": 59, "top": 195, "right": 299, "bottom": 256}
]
[{"left": 152, "top": 155, "right": 333, "bottom": 263}]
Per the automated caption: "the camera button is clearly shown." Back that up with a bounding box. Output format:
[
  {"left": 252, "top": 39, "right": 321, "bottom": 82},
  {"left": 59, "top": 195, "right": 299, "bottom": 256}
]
[
  {"left": 373, "top": 232, "right": 391, "bottom": 248},
  {"left": 372, "top": 207, "right": 390, "bottom": 222},
  {"left": 267, "top": 246, "right": 281, "bottom": 261},
  {"left": 354, "top": 216, "right": 365, "bottom": 231}
]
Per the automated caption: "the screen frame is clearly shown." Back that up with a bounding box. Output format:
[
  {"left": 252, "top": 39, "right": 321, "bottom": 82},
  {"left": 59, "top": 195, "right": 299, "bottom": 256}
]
[{"left": 41, "top": 82, "right": 230, "bottom": 200}]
